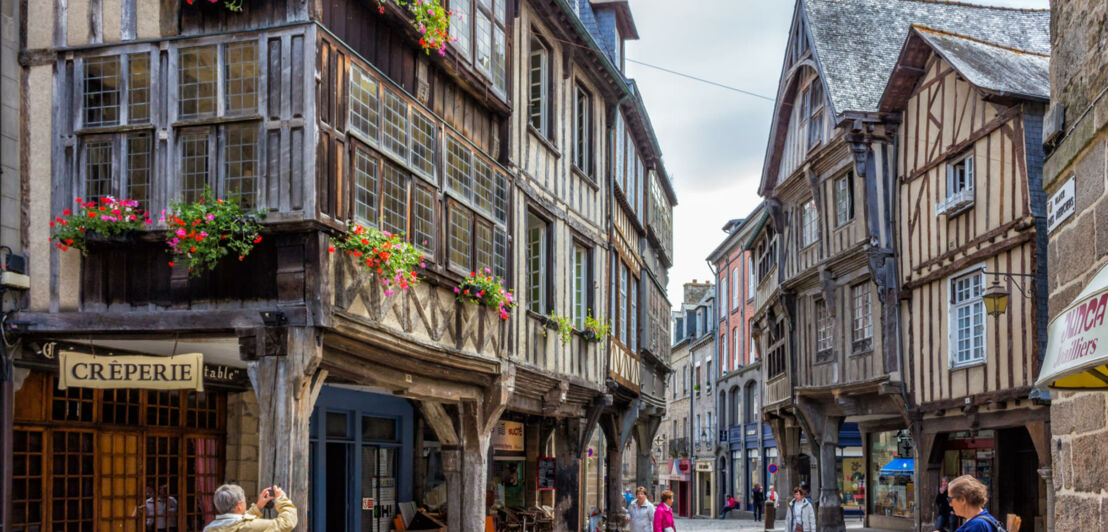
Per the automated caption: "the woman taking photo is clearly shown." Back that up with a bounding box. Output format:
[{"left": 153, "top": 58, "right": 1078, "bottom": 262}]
[{"left": 653, "top": 490, "right": 676, "bottom": 532}]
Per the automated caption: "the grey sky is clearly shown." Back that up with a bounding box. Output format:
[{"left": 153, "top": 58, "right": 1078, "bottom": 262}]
[{"left": 623, "top": 0, "right": 1050, "bottom": 306}]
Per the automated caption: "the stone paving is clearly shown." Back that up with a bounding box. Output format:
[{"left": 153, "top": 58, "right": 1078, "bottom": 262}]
[{"left": 670, "top": 516, "right": 890, "bottom": 532}]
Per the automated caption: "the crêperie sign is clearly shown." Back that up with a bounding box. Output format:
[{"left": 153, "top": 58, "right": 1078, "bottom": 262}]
[{"left": 57, "top": 350, "right": 204, "bottom": 391}]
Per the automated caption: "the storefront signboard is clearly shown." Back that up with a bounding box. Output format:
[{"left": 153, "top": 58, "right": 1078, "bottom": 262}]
[
  {"left": 1038, "top": 262, "right": 1108, "bottom": 389},
  {"left": 537, "top": 457, "right": 556, "bottom": 491},
  {"left": 492, "top": 420, "right": 525, "bottom": 452},
  {"left": 57, "top": 350, "right": 204, "bottom": 391}
]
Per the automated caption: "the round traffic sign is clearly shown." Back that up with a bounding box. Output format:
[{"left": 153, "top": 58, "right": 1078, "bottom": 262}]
[{"left": 768, "top": 464, "right": 778, "bottom": 474}]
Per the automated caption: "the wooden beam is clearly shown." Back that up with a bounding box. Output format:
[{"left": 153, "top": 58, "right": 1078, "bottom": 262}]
[
  {"left": 323, "top": 328, "right": 497, "bottom": 387},
  {"left": 921, "top": 405, "right": 1048, "bottom": 435},
  {"left": 11, "top": 307, "right": 310, "bottom": 334},
  {"left": 322, "top": 348, "right": 484, "bottom": 403},
  {"left": 418, "top": 401, "right": 460, "bottom": 447}
]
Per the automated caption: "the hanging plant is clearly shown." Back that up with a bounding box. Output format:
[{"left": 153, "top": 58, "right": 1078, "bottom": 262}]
[
  {"left": 163, "top": 187, "right": 264, "bottom": 277},
  {"left": 184, "top": 0, "right": 244, "bottom": 12},
  {"left": 376, "top": 0, "right": 454, "bottom": 55},
  {"left": 581, "top": 312, "right": 611, "bottom": 343},
  {"left": 328, "top": 222, "right": 425, "bottom": 295},
  {"left": 455, "top": 268, "right": 515, "bottom": 320},
  {"left": 545, "top": 312, "right": 574, "bottom": 345},
  {"left": 50, "top": 197, "right": 152, "bottom": 253}
]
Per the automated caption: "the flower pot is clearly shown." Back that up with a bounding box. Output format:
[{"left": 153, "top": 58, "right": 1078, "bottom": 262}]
[
  {"left": 581, "top": 329, "right": 600, "bottom": 343},
  {"left": 85, "top": 230, "right": 136, "bottom": 248}
]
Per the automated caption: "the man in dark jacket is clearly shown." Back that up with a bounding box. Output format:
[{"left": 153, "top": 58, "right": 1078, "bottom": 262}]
[
  {"left": 751, "top": 484, "right": 765, "bottom": 522},
  {"left": 934, "top": 477, "right": 953, "bottom": 532}
]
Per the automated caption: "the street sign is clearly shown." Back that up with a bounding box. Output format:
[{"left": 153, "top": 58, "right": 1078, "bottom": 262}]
[
  {"left": 362, "top": 498, "right": 375, "bottom": 510},
  {"left": 768, "top": 464, "right": 777, "bottom": 474}
]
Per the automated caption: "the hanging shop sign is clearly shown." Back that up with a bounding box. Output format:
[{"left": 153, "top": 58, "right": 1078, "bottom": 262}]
[
  {"left": 1038, "top": 262, "right": 1108, "bottom": 389},
  {"left": 57, "top": 350, "right": 204, "bottom": 391},
  {"left": 492, "top": 420, "right": 525, "bottom": 452}
]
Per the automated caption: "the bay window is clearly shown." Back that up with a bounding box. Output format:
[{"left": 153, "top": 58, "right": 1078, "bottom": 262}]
[{"left": 451, "top": 0, "right": 508, "bottom": 95}]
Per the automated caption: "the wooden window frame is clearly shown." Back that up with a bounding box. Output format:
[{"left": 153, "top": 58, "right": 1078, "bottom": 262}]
[
  {"left": 572, "top": 242, "right": 592, "bottom": 329},
  {"left": 801, "top": 197, "right": 819, "bottom": 247},
  {"left": 573, "top": 81, "right": 593, "bottom": 176},
  {"left": 528, "top": 34, "right": 552, "bottom": 139},
  {"left": 815, "top": 298, "right": 833, "bottom": 360},
  {"left": 807, "top": 78, "right": 824, "bottom": 151},
  {"left": 731, "top": 267, "right": 740, "bottom": 310},
  {"left": 450, "top": 0, "right": 509, "bottom": 96},
  {"left": 851, "top": 281, "right": 873, "bottom": 353},
  {"left": 835, "top": 171, "right": 854, "bottom": 227},
  {"left": 525, "top": 209, "right": 552, "bottom": 314},
  {"left": 948, "top": 266, "right": 987, "bottom": 368}
]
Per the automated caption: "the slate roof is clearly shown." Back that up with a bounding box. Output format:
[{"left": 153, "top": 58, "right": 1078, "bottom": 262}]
[
  {"left": 913, "top": 26, "right": 1049, "bottom": 101},
  {"left": 803, "top": 0, "right": 1050, "bottom": 115}
]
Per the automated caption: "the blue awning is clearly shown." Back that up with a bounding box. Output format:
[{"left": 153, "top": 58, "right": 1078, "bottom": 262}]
[{"left": 879, "top": 458, "right": 914, "bottom": 476}]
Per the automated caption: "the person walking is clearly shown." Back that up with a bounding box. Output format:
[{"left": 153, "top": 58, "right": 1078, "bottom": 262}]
[
  {"left": 784, "top": 486, "right": 816, "bottom": 532},
  {"left": 751, "top": 483, "right": 765, "bottom": 522},
  {"left": 767, "top": 485, "right": 779, "bottom": 523},
  {"left": 948, "top": 475, "right": 1005, "bottom": 532},
  {"left": 934, "top": 477, "right": 954, "bottom": 532},
  {"left": 203, "top": 485, "right": 297, "bottom": 532},
  {"left": 625, "top": 488, "right": 635, "bottom": 506},
  {"left": 653, "top": 490, "right": 676, "bottom": 532},
  {"left": 627, "top": 487, "right": 656, "bottom": 532},
  {"left": 719, "top": 494, "right": 737, "bottom": 519}
]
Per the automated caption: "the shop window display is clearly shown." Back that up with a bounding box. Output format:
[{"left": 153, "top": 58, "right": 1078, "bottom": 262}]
[
  {"left": 838, "top": 448, "right": 865, "bottom": 512},
  {"left": 941, "top": 431, "right": 994, "bottom": 494},
  {"left": 869, "top": 431, "right": 915, "bottom": 519}
]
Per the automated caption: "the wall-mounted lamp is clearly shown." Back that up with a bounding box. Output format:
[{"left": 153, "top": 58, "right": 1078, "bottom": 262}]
[{"left": 982, "top": 271, "right": 1035, "bottom": 318}]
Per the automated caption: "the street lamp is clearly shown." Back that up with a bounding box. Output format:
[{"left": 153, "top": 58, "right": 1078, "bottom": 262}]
[{"left": 982, "top": 271, "right": 1035, "bottom": 318}]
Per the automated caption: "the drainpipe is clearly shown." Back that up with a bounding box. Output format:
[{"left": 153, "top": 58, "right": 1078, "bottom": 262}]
[{"left": 0, "top": 0, "right": 12, "bottom": 528}]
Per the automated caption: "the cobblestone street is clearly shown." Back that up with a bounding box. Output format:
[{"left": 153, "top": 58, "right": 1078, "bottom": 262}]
[{"left": 670, "top": 516, "right": 882, "bottom": 532}]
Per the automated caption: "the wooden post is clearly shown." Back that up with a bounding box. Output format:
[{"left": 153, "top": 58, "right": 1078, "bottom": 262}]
[
  {"left": 555, "top": 417, "right": 583, "bottom": 532},
  {"left": 633, "top": 413, "right": 661, "bottom": 493},
  {"left": 815, "top": 415, "right": 845, "bottom": 532},
  {"left": 248, "top": 327, "right": 327, "bottom": 527},
  {"left": 458, "top": 369, "right": 513, "bottom": 532}
]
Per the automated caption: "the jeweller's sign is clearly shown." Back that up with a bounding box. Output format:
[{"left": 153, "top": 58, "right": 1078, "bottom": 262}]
[{"left": 58, "top": 350, "right": 204, "bottom": 391}]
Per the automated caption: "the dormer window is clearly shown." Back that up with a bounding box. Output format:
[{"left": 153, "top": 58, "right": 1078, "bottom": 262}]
[{"left": 807, "top": 79, "right": 825, "bottom": 150}]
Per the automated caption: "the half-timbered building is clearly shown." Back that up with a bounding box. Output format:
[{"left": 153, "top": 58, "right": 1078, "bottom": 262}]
[
  {"left": 1, "top": 1, "right": 674, "bottom": 531},
  {"left": 753, "top": 1, "right": 1048, "bottom": 531},
  {"left": 882, "top": 24, "right": 1051, "bottom": 532}
]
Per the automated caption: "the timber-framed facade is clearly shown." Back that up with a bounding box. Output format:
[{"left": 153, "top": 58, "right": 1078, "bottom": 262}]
[{"left": 1, "top": 1, "right": 674, "bottom": 532}]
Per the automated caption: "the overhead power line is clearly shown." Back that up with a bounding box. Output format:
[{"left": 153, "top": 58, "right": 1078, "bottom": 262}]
[
  {"left": 625, "top": 59, "right": 776, "bottom": 102},
  {"left": 539, "top": 33, "right": 776, "bottom": 103}
]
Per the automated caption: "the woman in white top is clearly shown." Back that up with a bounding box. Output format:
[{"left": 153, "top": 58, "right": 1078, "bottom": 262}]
[
  {"left": 626, "top": 486, "right": 656, "bottom": 532},
  {"left": 784, "top": 486, "right": 816, "bottom": 532}
]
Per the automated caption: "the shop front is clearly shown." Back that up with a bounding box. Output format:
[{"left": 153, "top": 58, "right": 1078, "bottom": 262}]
[
  {"left": 9, "top": 344, "right": 251, "bottom": 531},
  {"left": 308, "top": 385, "right": 414, "bottom": 532},
  {"left": 730, "top": 449, "right": 744, "bottom": 507},
  {"left": 695, "top": 460, "right": 714, "bottom": 517},
  {"left": 868, "top": 430, "right": 915, "bottom": 530},
  {"left": 659, "top": 459, "right": 691, "bottom": 517}
]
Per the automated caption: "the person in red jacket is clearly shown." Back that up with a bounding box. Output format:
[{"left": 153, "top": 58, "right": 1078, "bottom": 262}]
[{"left": 653, "top": 490, "right": 676, "bottom": 532}]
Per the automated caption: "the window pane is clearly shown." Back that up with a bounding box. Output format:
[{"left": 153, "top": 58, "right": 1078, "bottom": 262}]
[
  {"left": 85, "top": 140, "right": 114, "bottom": 200},
  {"left": 353, "top": 147, "right": 379, "bottom": 226},
  {"left": 494, "top": 173, "right": 509, "bottom": 223},
  {"left": 493, "top": 27, "right": 507, "bottom": 93},
  {"left": 446, "top": 136, "right": 472, "bottom": 199},
  {"left": 620, "top": 263, "right": 629, "bottom": 345},
  {"left": 528, "top": 40, "right": 546, "bottom": 133},
  {"left": 381, "top": 89, "right": 409, "bottom": 159},
  {"left": 128, "top": 53, "right": 151, "bottom": 124},
  {"left": 449, "top": 206, "right": 473, "bottom": 271},
  {"left": 349, "top": 65, "right": 380, "bottom": 141},
  {"left": 381, "top": 163, "right": 408, "bottom": 237},
  {"left": 178, "top": 46, "right": 217, "bottom": 119},
  {"left": 84, "top": 56, "right": 121, "bottom": 127},
  {"left": 475, "top": 221, "right": 494, "bottom": 273},
  {"left": 410, "top": 110, "right": 436, "bottom": 178},
  {"left": 412, "top": 184, "right": 435, "bottom": 254},
  {"left": 574, "top": 245, "right": 586, "bottom": 328},
  {"left": 450, "top": 0, "right": 472, "bottom": 60},
  {"left": 126, "top": 133, "right": 152, "bottom": 206},
  {"left": 362, "top": 416, "right": 398, "bottom": 442},
  {"left": 494, "top": 228, "right": 508, "bottom": 278},
  {"left": 631, "top": 275, "right": 638, "bottom": 351},
  {"left": 224, "top": 124, "right": 258, "bottom": 208},
  {"left": 180, "top": 132, "right": 210, "bottom": 203},
  {"left": 473, "top": 158, "right": 494, "bottom": 214},
  {"left": 574, "top": 85, "right": 590, "bottom": 171},
  {"left": 225, "top": 42, "right": 258, "bottom": 115},
  {"left": 527, "top": 213, "right": 546, "bottom": 313},
  {"left": 475, "top": 11, "right": 492, "bottom": 75}
]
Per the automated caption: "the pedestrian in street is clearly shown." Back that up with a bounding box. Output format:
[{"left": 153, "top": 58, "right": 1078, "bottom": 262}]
[
  {"left": 627, "top": 486, "right": 656, "bottom": 532},
  {"left": 768, "top": 485, "right": 779, "bottom": 510},
  {"left": 719, "top": 494, "right": 737, "bottom": 519},
  {"left": 751, "top": 483, "right": 765, "bottom": 522},
  {"left": 934, "top": 476, "right": 954, "bottom": 532},
  {"left": 784, "top": 486, "right": 816, "bottom": 532},
  {"left": 653, "top": 489, "right": 676, "bottom": 532},
  {"left": 203, "top": 485, "right": 297, "bottom": 532},
  {"left": 625, "top": 488, "right": 636, "bottom": 506},
  {"left": 948, "top": 475, "right": 1005, "bottom": 532}
]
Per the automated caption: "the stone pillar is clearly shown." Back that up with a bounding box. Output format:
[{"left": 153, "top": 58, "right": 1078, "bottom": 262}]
[
  {"left": 248, "top": 327, "right": 328, "bottom": 527},
  {"left": 816, "top": 417, "right": 845, "bottom": 532},
  {"left": 554, "top": 417, "right": 583, "bottom": 532}
]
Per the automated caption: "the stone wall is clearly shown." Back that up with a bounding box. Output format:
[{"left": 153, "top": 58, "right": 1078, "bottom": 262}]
[
  {"left": 1045, "top": 0, "right": 1108, "bottom": 530},
  {"left": 224, "top": 390, "right": 261, "bottom": 498}
]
